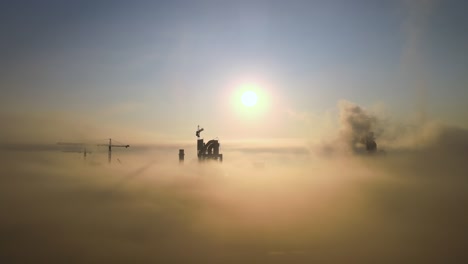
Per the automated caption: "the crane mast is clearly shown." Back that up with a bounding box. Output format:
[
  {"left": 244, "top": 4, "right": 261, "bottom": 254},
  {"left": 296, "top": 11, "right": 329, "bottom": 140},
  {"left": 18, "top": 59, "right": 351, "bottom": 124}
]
[
  {"left": 57, "top": 142, "right": 90, "bottom": 160},
  {"left": 97, "top": 138, "right": 129, "bottom": 164}
]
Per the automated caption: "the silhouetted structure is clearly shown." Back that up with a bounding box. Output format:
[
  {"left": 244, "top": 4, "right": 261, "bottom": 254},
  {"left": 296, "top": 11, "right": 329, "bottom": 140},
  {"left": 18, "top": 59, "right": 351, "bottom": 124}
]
[
  {"left": 363, "top": 132, "right": 377, "bottom": 152},
  {"left": 57, "top": 142, "right": 90, "bottom": 160},
  {"left": 196, "top": 125, "right": 223, "bottom": 162},
  {"left": 179, "top": 149, "right": 185, "bottom": 163},
  {"left": 97, "top": 138, "right": 130, "bottom": 164}
]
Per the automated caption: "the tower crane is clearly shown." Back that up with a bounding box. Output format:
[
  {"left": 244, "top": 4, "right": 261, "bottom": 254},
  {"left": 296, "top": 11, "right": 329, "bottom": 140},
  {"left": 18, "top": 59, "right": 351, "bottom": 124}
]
[
  {"left": 57, "top": 142, "right": 90, "bottom": 160},
  {"left": 97, "top": 138, "right": 130, "bottom": 164}
]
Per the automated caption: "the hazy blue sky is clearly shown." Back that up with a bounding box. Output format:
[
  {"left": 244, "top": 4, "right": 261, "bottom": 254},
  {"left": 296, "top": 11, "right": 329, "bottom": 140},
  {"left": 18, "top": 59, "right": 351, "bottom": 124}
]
[{"left": 1, "top": 0, "right": 467, "bottom": 142}]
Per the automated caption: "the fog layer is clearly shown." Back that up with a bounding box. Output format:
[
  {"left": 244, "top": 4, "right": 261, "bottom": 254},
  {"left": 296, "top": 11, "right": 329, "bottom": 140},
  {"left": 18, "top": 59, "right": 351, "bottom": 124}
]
[{"left": 1, "top": 102, "right": 468, "bottom": 263}]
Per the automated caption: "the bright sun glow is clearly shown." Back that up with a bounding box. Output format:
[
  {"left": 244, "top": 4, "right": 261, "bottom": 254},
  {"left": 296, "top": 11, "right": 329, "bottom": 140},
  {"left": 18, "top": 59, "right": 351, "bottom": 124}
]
[{"left": 241, "top": 90, "right": 258, "bottom": 107}]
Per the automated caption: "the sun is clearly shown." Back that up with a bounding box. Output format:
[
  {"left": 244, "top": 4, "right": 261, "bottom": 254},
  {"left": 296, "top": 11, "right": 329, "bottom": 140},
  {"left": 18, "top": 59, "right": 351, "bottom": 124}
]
[
  {"left": 230, "top": 82, "right": 272, "bottom": 119},
  {"left": 241, "top": 90, "right": 258, "bottom": 107}
]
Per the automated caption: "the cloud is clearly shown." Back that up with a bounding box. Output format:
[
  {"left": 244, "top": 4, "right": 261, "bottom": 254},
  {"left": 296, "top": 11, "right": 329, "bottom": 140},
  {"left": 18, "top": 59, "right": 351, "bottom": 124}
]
[
  {"left": 1, "top": 118, "right": 468, "bottom": 263},
  {"left": 1, "top": 96, "right": 468, "bottom": 263},
  {"left": 300, "top": 99, "right": 468, "bottom": 159}
]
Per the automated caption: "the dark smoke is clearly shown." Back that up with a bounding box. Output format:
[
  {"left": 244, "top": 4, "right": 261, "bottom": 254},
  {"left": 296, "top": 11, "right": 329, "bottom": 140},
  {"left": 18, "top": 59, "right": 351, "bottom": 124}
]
[
  {"left": 314, "top": 100, "right": 382, "bottom": 156},
  {"left": 338, "top": 100, "right": 380, "bottom": 153}
]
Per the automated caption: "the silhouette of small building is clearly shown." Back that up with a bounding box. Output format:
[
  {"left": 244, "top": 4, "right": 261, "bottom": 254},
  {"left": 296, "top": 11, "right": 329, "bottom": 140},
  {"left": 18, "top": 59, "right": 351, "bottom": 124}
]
[{"left": 179, "top": 149, "right": 185, "bottom": 163}]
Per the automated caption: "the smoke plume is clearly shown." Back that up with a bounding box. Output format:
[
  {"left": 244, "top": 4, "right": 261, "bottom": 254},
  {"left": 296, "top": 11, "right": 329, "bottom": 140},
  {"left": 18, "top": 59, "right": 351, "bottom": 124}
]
[{"left": 338, "top": 100, "right": 379, "bottom": 153}]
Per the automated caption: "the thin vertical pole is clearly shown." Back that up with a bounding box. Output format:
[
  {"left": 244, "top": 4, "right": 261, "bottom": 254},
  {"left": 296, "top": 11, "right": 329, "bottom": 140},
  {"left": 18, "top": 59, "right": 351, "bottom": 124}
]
[{"left": 108, "top": 138, "right": 112, "bottom": 164}]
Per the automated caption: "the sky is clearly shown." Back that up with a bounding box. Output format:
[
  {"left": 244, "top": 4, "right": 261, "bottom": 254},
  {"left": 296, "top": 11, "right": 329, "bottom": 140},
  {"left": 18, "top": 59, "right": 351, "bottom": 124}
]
[
  {"left": 1, "top": 0, "right": 467, "bottom": 144},
  {"left": 1, "top": 1, "right": 468, "bottom": 263}
]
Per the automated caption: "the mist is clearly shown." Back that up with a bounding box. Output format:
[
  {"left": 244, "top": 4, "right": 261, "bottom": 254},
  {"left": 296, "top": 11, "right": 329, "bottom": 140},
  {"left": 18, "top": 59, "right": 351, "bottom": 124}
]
[
  {"left": 1, "top": 103, "right": 468, "bottom": 263},
  {"left": 2, "top": 0, "right": 467, "bottom": 262}
]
